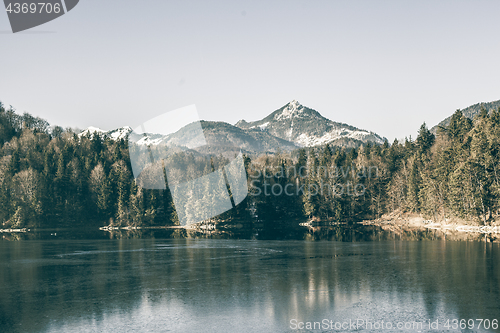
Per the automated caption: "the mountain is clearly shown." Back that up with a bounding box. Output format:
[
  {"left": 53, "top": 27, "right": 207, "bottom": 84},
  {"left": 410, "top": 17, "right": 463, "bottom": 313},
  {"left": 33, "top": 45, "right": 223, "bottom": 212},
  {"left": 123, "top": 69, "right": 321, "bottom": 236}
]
[
  {"left": 79, "top": 121, "right": 297, "bottom": 154},
  {"left": 153, "top": 120, "right": 298, "bottom": 156},
  {"left": 78, "top": 126, "right": 107, "bottom": 137},
  {"left": 79, "top": 126, "right": 133, "bottom": 141},
  {"left": 79, "top": 100, "right": 385, "bottom": 154},
  {"left": 431, "top": 99, "right": 500, "bottom": 133},
  {"left": 79, "top": 126, "right": 167, "bottom": 146},
  {"left": 236, "top": 100, "right": 385, "bottom": 146}
]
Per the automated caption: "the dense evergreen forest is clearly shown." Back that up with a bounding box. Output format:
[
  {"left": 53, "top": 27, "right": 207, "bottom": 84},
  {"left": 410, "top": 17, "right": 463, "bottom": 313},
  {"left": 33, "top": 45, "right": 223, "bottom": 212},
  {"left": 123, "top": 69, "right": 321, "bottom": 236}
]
[{"left": 1, "top": 100, "right": 500, "bottom": 229}]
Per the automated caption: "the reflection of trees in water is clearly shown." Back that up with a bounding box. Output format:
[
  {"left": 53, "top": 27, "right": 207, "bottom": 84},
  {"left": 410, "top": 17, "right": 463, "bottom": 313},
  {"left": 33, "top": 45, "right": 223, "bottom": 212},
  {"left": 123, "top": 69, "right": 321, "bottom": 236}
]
[
  {"left": 306, "top": 224, "right": 440, "bottom": 242},
  {"left": 187, "top": 220, "right": 490, "bottom": 242},
  {"left": 1, "top": 240, "right": 499, "bottom": 331}
]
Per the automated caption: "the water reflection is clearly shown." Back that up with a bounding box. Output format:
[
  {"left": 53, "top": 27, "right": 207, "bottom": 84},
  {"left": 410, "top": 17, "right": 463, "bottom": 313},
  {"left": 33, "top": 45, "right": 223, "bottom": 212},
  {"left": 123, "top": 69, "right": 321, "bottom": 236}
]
[
  {"left": 2, "top": 221, "right": 498, "bottom": 243},
  {"left": 0, "top": 239, "right": 499, "bottom": 332}
]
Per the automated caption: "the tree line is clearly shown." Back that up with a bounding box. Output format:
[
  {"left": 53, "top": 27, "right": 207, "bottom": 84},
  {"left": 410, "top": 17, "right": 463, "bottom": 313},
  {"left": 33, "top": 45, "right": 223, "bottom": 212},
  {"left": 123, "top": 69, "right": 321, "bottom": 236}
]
[{"left": 1, "top": 100, "right": 500, "bottom": 229}]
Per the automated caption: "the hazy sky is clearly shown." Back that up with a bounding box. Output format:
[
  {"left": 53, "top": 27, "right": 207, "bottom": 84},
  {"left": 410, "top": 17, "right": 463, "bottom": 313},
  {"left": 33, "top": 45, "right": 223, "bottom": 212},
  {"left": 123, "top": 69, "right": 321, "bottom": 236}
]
[{"left": 1, "top": 0, "right": 500, "bottom": 141}]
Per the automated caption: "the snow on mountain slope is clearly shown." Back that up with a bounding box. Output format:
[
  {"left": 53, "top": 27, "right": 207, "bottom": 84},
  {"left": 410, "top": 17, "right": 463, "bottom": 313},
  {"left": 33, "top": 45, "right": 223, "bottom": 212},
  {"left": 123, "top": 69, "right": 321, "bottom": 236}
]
[
  {"left": 236, "top": 100, "right": 385, "bottom": 147},
  {"left": 108, "top": 126, "right": 132, "bottom": 140},
  {"left": 274, "top": 100, "right": 315, "bottom": 121},
  {"left": 78, "top": 126, "right": 106, "bottom": 137},
  {"left": 79, "top": 126, "right": 159, "bottom": 145},
  {"left": 79, "top": 100, "right": 385, "bottom": 152}
]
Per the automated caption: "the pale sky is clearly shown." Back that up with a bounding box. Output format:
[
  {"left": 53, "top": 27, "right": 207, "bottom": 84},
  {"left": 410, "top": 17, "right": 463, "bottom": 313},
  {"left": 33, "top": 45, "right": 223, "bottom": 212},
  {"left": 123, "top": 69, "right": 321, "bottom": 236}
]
[{"left": 1, "top": 0, "right": 500, "bottom": 141}]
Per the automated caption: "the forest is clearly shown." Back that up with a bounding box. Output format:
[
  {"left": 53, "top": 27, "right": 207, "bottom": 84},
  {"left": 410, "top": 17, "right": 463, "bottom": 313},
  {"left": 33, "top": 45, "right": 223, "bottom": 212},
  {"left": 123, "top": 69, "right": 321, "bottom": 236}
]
[{"left": 1, "top": 100, "right": 500, "bottom": 229}]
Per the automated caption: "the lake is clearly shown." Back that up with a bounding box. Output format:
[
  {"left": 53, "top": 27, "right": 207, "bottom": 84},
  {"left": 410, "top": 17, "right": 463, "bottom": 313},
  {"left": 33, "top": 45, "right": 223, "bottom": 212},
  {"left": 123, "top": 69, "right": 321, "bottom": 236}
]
[{"left": 1, "top": 232, "right": 499, "bottom": 332}]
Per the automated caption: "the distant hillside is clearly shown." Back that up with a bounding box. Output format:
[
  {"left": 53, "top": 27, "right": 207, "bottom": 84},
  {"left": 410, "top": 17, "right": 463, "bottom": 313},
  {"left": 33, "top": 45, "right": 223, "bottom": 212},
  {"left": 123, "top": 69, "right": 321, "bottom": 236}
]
[{"left": 431, "top": 99, "right": 500, "bottom": 133}]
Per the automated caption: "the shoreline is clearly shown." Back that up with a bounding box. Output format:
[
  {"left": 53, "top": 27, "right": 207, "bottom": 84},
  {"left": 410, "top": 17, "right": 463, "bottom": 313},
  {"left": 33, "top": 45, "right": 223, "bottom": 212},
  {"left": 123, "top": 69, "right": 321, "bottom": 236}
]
[
  {"left": 3, "top": 215, "right": 500, "bottom": 243},
  {"left": 360, "top": 212, "right": 500, "bottom": 242},
  {"left": 0, "top": 228, "right": 29, "bottom": 233},
  {"left": 364, "top": 211, "right": 500, "bottom": 233}
]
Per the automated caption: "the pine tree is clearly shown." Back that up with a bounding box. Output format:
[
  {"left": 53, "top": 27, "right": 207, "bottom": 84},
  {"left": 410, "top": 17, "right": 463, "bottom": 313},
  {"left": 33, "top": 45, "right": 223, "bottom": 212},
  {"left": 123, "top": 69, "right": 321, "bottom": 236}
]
[{"left": 416, "top": 123, "right": 435, "bottom": 154}]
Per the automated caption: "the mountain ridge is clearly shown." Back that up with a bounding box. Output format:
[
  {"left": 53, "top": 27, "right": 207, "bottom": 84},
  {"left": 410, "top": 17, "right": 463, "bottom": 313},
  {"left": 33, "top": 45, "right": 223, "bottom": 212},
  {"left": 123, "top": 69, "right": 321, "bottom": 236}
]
[
  {"left": 235, "top": 100, "right": 385, "bottom": 147},
  {"left": 79, "top": 100, "right": 386, "bottom": 153},
  {"left": 431, "top": 99, "right": 500, "bottom": 133}
]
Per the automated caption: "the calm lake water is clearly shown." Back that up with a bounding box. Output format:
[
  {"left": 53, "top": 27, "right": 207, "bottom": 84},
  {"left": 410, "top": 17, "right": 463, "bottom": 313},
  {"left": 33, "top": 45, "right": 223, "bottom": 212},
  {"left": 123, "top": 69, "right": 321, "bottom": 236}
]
[{"left": 1, "top": 235, "right": 499, "bottom": 332}]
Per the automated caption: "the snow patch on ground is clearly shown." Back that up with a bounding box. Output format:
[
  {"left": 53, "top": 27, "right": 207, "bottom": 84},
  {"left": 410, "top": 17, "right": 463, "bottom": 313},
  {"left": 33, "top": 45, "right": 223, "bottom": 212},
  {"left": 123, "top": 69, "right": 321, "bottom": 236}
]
[
  {"left": 136, "top": 136, "right": 164, "bottom": 146},
  {"left": 286, "top": 126, "right": 293, "bottom": 140},
  {"left": 258, "top": 122, "right": 269, "bottom": 130},
  {"left": 249, "top": 122, "right": 270, "bottom": 131}
]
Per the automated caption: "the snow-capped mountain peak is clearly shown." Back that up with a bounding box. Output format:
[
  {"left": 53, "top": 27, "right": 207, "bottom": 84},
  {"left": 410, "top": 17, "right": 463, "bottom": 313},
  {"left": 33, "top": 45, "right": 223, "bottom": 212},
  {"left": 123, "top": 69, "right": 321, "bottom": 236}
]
[
  {"left": 275, "top": 100, "right": 306, "bottom": 120},
  {"left": 78, "top": 126, "right": 106, "bottom": 137},
  {"left": 79, "top": 101, "right": 385, "bottom": 152},
  {"left": 79, "top": 126, "right": 168, "bottom": 146},
  {"left": 236, "top": 100, "right": 385, "bottom": 147},
  {"left": 79, "top": 126, "right": 133, "bottom": 141},
  {"left": 108, "top": 126, "right": 133, "bottom": 140}
]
